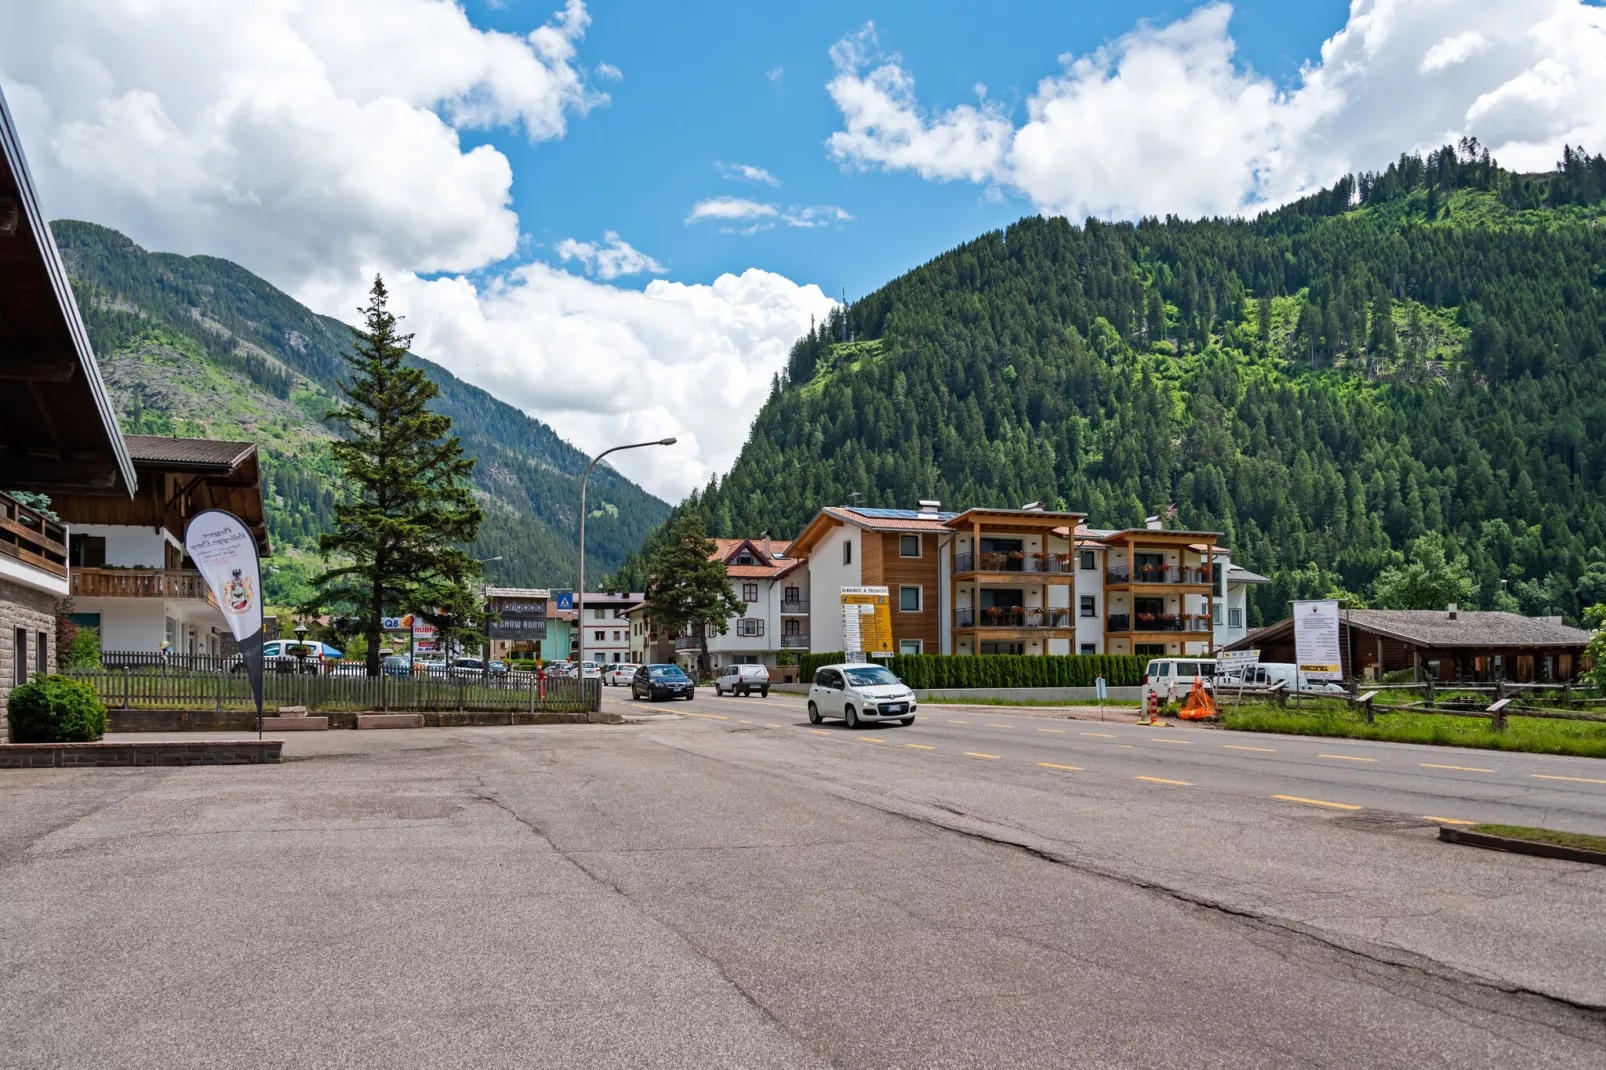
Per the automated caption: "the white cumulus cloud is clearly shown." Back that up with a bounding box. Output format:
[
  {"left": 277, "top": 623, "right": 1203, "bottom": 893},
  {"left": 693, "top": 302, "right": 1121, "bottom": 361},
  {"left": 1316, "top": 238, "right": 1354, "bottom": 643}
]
[
  {"left": 687, "top": 196, "right": 852, "bottom": 234},
  {"left": 719, "top": 162, "right": 781, "bottom": 185},
  {"left": 555, "top": 231, "right": 665, "bottom": 279},
  {"left": 826, "top": 1, "right": 1606, "bottom": 220}
]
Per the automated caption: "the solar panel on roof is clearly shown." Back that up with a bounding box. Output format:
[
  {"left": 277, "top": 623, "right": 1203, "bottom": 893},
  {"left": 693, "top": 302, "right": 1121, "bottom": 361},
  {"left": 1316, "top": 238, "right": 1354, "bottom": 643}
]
[{"left": 850, "top": 507, "right": 959, "bottom": 520}]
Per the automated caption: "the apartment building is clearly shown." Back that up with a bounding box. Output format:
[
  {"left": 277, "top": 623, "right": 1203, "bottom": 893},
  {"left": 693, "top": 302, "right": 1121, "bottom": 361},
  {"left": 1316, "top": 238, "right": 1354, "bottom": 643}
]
[
  {"left": 789, "top": 504, "right": 1262, "bottom": 659},
  {"left": 576, "top": 592, "right": 643, "bottom": 665},
  {"left": 673, "top": 538, "right": 809, "bottom": 672}
]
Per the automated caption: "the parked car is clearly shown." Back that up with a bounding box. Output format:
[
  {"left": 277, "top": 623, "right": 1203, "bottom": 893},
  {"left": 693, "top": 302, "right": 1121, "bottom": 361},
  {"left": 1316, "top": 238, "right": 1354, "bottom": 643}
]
[
  {"left": 230, "top": 639, "right": 342, "bottom": 674},
  {"left": 605, "top": 664, "right": 640, "bottom": 686},
  {"left": 632, "top": 663, "right": 695, "bottom": 701},
  {"left": 579, "top": 661, "right": 602, "bottom": 680},
  {"left": 1140, "top": 658, "right": 1217, "bottom": 704},
  {"left": 714, "top": 664, "right": 770, "bottom": 697},
  {"left": 547, "top": 661, "right": 576, "bottom": 678},
  {"left": 449, "top": 657, "right": 507, "bottom": 677},
  {"left": 382, "top": 655, "right": 414, "bottom": 678},
  {"left": 807, "top": 663, "right": 916, "bottom": 728}
]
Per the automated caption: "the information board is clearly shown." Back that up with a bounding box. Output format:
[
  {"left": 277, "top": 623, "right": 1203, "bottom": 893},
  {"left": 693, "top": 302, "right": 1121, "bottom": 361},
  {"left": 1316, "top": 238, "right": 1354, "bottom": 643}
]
[
  {"left": 1217, "top": 649, "right": 1260, "bottom": 671},
  {"left": 1292, "top": 600, "right": 1343, "bottom": 680},
  {"left": 490, "top": 597, "right": 548, "bottom": 640},
  {"left": 840, "top": 586, "right": 893, "bottom": 659}
]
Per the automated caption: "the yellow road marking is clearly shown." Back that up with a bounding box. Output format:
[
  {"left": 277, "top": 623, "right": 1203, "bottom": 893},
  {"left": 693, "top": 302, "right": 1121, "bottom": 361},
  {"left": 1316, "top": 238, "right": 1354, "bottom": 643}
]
[
  {"left": 1223, "top": 745, "right": 1275, "bottom": 753},
  {"left": 1423, "top": 816, "right": 1476, "bottom": 825},
  {"left": 949, "top": 720, "right": 972, "bottom": 725},
  {"left": 1532, "top": 774, "right": 1606, "bottom": 785},
  {"left": 739, "top": 720, "right": 752, "bottom": 724},
  {"left": 1272, "top": 794, "right": 1362, "bottom": 811},
  {"left": 810, "top": 729, "right": 831, "bottom": 736},
  {"left": 965, "top": 752, "right": 1000, "bottom": 760},
  {"left": 1083, "top": 732, "right": 1116, "bottom": 738},
  {"left": 1035, "top": 728, "right": 1065, "bottom": 734},
  {"left": 1039, "top": 762, "right": 1082, "bottom": 772},
  {"left": 1318, "top": 753, "right": 1377, "bottom": 762},
  {"left": 1118, "top": 745, "right": 1135, "bottom": 749},
  {"left": 764, "top": 724, "right": 782, "bottom": 729},
  {"left": 987, "top": 723, "right": 1015, "bottom": 729},
  {"left": 680, "top": 711, "right": 728, "bottom": 721},
  {"left": 1151, "top": 739, "right": 1193, "bottom": 745},
  {"left": 1420, "top": 763, "right": 1495, "bottom": 773},
  {"left": 857, "top": 736, "right": 886, "bottom": 744},
  {"left": 1137, "top": 776, "right": 1191, "bottom": 786},
  {"left": 905, "top": 743, "right": 936, "bottom": 750}
]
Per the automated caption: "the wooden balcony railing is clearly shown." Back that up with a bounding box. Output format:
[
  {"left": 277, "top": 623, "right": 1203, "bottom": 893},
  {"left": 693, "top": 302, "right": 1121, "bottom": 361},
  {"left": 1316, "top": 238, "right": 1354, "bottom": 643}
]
[
  {"left": 955, "top": 606, "right": 1074, "bottom": 629},
  {"left": 71, "top": 567, "right": 216, "bottom": 601},
  {"left": 954, "top": 551, "right": 1076, "bottom": 575},
  {"left": 1105, "top": 564, "right": 1212, "bottom": 586},
  {"left": 0, "top": 491, "right": 68, "bottom": 578}
]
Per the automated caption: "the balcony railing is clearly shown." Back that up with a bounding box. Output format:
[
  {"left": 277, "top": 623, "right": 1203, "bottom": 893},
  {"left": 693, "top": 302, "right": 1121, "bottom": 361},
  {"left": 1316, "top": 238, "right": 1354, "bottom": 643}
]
[
  {"left": 953, "top": 550, "right": 1076, "bottom": 575},
  {"left": 780, "top": 635, "right": 809, "bottom": 648},
  {"left": 1106, "top": 613, "right": 1213, "bottom": 633},
  {"left": 780, "top": 597, "right": 810, "bottom": 614},
  {"left": 674, "top": 635, "right": 702, "bottom": 651},
  {"left": 0, "top": 491, "right": 68, "bottom": 578},
  {"left": 71, "top": 567, "right": 215, "bottom": 601},
  {"left": 1104, "top": 564, "right": 1212, "bottom": 586},
  {"left": 955, "top": 606, "right": 1074, "bottom": 629}
]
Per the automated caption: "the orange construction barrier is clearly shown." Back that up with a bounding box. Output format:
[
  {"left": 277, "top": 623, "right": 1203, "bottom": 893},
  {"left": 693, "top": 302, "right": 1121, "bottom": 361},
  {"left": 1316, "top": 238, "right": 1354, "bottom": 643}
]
[
  {"left": 1140, "top": 690, "right": 1160, "bottom": 725},
  {"left": 1177, "top": 676, "right": 1219, "bottom": 720}
]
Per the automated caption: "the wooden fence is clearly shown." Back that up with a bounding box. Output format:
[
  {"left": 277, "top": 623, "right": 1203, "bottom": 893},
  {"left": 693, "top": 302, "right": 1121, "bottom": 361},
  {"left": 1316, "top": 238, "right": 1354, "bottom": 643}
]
[
  {"left": 61, "top": 668, "right": 600, "bottom": 714},
  {"left": 1223, "top": 678, "right": 1606, "bottom": 731}
]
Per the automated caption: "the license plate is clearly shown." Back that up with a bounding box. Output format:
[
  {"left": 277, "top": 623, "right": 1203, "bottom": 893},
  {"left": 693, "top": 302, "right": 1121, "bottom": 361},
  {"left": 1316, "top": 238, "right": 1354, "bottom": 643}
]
[{"left": 886, "top": 703, "right": 906, "bottom": 714}]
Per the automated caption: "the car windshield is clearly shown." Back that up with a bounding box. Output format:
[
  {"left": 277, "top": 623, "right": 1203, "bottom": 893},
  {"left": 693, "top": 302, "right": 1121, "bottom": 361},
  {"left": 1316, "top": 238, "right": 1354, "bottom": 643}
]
[
  {"left": 843, "top": 666, "right": 900, "bottom": 687},
  {"left": 650, "top": 666, "right": 687, "bottom": 679}
]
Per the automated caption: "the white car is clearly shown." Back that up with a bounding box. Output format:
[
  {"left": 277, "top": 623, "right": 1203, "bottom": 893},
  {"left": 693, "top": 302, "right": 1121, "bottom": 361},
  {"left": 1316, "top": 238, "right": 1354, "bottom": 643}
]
[
  {"left": 807, "top": 663, "right": 917, "bottom": 728},
  {"left": 579, "top": 661, "right": 602, "bottom": 680},
  {"left": 605, "top": 664, "right": 640, "bottom": 686},
  {"left": 714, "top": 664, "right": 770, "bottom": 697}
]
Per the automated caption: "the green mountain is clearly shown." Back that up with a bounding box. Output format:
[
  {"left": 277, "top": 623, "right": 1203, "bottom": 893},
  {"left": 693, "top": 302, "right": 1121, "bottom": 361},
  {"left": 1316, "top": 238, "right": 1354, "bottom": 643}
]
[
  {"left": 52, "top": 221, "right": 668, "bottom": 602},
  {"left": 628, "top": 143, "right": 1606, "bottom": 627}
]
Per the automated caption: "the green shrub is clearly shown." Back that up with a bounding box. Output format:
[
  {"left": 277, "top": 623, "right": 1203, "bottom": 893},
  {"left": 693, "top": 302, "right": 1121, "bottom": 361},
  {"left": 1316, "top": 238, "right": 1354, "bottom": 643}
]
[
  {"left": 62, "top": 626, "right": 103, "bottom": 670},
  {"left": 8, "top": 674, "right": 108, "bottom": 743}
]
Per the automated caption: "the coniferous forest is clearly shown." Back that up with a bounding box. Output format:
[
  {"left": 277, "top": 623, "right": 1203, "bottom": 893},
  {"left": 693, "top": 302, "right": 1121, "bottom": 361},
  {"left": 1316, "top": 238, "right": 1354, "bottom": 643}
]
[{"left": 617, "top": 142, "right": 1606, "bottom": 628}]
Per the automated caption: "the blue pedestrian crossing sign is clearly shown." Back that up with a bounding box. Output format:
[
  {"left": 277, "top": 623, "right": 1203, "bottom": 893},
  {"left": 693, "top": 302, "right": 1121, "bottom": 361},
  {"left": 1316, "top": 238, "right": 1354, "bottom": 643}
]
[{"left": 555, "top": 592, "right": 574, "bottom": 611}]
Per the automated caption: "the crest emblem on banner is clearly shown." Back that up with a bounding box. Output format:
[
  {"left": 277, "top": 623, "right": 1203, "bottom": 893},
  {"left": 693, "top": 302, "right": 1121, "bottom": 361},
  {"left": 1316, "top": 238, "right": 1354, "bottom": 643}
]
[{"left": 225, "top": 569, "right": 254, "bottom": 613}]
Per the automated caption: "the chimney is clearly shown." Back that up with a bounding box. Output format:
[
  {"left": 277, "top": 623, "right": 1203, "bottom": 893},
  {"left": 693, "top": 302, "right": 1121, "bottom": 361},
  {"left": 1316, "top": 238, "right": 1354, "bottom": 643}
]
[
  {"left": 916, "top": 499, "right": 941, "bottom": 521},
  {"left": 1145, "top": 515, "right": 1163, "bottom": 530},
  {"left": 761, "top": 534, "right": 773, "bottom": 559},
  {"left": 1447, "top": 603, "right": 1458, "bottom": 620}
]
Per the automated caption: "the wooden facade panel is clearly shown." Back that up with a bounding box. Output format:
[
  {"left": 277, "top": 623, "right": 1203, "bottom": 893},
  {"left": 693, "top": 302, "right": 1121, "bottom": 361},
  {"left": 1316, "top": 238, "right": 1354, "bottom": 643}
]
[{"left": 879, "top": 532, "right": 942, "bottom": 653}]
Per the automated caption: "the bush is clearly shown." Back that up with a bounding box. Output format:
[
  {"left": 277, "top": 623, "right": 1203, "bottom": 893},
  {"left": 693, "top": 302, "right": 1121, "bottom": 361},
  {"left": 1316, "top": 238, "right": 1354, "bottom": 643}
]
[
  {"left": 60, "top": 625, "right": 103, "bottom": 670},
  {"left": 799, "top": 652, "right": 1148, "bottom": 687},
  {"left": 8, "top": 675, "right": 108, "bottom": 743}
]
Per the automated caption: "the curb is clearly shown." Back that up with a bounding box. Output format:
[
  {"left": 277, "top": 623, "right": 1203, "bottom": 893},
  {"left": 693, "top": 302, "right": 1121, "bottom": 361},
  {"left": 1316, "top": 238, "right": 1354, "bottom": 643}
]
[{"left": 1438, "top": 826, "right": 1606, "bottom": 866}]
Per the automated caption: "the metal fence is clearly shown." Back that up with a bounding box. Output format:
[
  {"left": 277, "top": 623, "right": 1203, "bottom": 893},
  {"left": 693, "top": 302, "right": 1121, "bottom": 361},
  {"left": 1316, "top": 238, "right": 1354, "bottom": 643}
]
[{"left": 61, "top": 668, "right": 600, "bottom": 714}]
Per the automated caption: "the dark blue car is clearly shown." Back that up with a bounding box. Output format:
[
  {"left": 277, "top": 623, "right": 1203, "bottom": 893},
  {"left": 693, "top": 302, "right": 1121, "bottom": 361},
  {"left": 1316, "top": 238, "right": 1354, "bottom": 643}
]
[{"left": 632, "top": 663, "right": 695, "bottom": 701}]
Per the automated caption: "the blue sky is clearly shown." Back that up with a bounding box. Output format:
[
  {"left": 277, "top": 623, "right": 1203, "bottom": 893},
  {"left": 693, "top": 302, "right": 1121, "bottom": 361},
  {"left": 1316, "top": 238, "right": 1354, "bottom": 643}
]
[{"left": 469, "top": 0, "right": 1351, "bottom": 299}]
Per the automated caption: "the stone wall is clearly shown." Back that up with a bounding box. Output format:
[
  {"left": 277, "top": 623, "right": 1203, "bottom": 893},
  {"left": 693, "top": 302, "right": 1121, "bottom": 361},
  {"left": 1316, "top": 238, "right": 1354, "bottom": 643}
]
[{"left": 1, "top": 578, "right": 57, "bottom": 739}]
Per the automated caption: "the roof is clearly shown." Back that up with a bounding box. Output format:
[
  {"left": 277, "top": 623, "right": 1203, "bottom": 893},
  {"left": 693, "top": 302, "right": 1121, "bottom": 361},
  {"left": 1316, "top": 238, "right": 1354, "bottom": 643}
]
[
  {"left": 944, "top": 507, "right": 1087, "bottom": 530},
  {"left": 124, "top": 435, "right": 257, "bottom": 471},
  {"left": 0, "top": 87, "right": 135, "bottom": 496},
  {"left": 789, "top": 505, "right": 961, "bottom": 557},
  {"left": 1228, "top": 610, "right": 1592, "bottom": 652},
  {"left": 709, "top": 536, "right": 803, "bottom": 578},
  {"left": 1087, "top": 527, "right": 1224, "bottom": 545},
  {"left": 1228, "top": 565, "right": 1272, "bottom": 585},
  {"left": 487, "top": 587, "right": 552, "bottom": 599}
]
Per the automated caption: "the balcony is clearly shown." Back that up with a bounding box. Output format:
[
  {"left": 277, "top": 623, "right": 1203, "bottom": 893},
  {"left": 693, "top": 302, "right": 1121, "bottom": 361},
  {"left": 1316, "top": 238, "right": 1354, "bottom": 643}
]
[
  {"left": 1106, "top": 613, "right": 1213, "bottom": 634},
  {"left": 953, "top": 550, "right": 1076, "bottom": 576},
  {"left": 0, "top": 491, "right": 68, "bottom": 578},
  {"left": 955, "top": 606, "right": 1074, "bottom": 629},
  {"left": 780, "top": 597, "right": 810, "bottom": 614},
  {"left": 674, "top": 634, "right": 702, "bottom": 651},
  {"left": 1104, "top": 564, "right": 1212, "bottom": 586},
  {"left": 780, "top": 635, "right": 809, "bottom": 649},
  {"left": 71, "top": 567, "right": 215, "bottom": 601}
]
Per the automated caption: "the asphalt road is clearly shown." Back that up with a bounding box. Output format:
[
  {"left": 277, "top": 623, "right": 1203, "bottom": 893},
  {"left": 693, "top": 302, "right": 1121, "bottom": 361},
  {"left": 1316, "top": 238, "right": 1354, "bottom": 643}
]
[{"left": 1, "top": 697, "right": 1603, "bottom": 1068}]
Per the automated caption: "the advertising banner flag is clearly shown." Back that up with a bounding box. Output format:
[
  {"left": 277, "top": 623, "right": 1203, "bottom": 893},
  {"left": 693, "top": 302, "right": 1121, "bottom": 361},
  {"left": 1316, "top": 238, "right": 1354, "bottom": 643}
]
[
  {"left": 840, "top": 586, "right": 893, "bottom": 660},
  {"left": 184, "top": 510, "right": 266, "bottom": 735},
  {"left": 1292, "top": 600, "right": 1344, "bottom": 681}
]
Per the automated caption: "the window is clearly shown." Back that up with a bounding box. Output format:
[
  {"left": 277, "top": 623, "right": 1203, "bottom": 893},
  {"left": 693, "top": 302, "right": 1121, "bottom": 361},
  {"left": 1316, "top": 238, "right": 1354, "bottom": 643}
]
[
  {"left": 738, "top": 618, "right": 765, "bottom": 637},
  {"left": 612, "top": 653, "right": 621, "bottom": 663},
  {"left": 1212, "top": 601, "right": 1223, "bottom": 624},
  {"left": 899, "top": 534, "right": 921, "bottom": 557},
  {"left": 842, "top": 539, "right": 852, "bottom": 565},
  {"left": 736, "top": 552, "right": 756, "bottom": 566},
  {"left": 13, "top": 630, "right": 26, "bottom": 685},
  {"left": 742, "top": 582, "right": 758, "bottom": 602},
  {"left": 613, "top": 631, "right": 622, "bottom": 642},
  {"left": 594, "top": 630, "right": 606, "bottom": 642},
  {"left": 69, "top": 534, "right": 106, "bottom": 568},
  {"left": 36, "top": 632, "right": 47, "bottom": 674},
  {"left": 899, "top": 586, "right": 922, "bottom": 612},
  {"left": 1228, "top": 608, "right": 1242, "bottom": 629},
  {"left": 1080, "top": 643, "right": 1097, "bottom": 656},
  {"left": 1135, "top": 644, "right": 1167, "bottom": 656},
  {"left": 784, "top": 618, "right": 801, "bottom": 636},
  {"left": 899, "top": 639, "right": 923, "bottom": 655},
  {"left": 783, "top": 586, "right": 800, "bottom": 603},
  {"left": 1079, "top": 550, "right": 1096, "bottom": 571},
  {"left": 1080, "top": 595, "right": 1096, "bottom": 618},
  {"left": 1211, "top": 563, "right": 1223, "bottom": 585},
  {"left": 979, "top": 641, "right": 1025, "bottom": 655},
  {"left": 594, "top": 608, "right": 606, "bottom": 620}
]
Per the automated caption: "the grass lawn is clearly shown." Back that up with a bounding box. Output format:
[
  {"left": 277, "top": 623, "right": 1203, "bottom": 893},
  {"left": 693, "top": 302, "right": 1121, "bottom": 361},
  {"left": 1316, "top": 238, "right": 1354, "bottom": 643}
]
[
  {"left": 1470, "top": 825, "right": 1606, "bottom": 854},
  {"left": 1221, "top": 702, "right": 1606, "bottom": 759}
]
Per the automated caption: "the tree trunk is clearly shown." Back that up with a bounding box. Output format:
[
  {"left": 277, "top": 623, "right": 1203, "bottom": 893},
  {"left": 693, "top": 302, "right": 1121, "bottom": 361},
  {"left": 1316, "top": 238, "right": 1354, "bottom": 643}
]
[
  {"left": 367, "top": 597, "right": 383, "bottom": 677},
  {"left": 699, "top": 627, "right": 710, "bottom": 680}
]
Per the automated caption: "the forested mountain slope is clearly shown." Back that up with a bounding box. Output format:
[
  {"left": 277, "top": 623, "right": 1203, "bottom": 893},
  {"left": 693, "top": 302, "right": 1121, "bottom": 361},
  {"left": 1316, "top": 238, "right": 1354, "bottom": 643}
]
[
  {"left": 52, "top": 222, "right": 667, "bottom": 599},
  {"left": 645, "top": 143, "right": 1606, "bottom": 626}
]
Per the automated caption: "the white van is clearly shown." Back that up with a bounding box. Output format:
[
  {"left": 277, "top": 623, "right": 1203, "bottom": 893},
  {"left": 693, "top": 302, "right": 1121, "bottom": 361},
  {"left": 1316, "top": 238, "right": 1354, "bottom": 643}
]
[
  {"left": 1141, "top": 658, "right": 1217, "bottom": 704},
  {"left": 1216, "top": 662, "right": 1346, "bottom": 693}
]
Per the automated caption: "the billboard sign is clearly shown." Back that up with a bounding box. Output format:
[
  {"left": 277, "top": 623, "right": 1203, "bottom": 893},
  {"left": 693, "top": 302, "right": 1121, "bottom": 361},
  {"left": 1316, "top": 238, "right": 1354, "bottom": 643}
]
[
  {"left": 1293, "top": 600, "right": 1343, "bottom": 681},
  {"left": 490, "top": 597, "right": 548, "bottom": 640},
  {"left": 840, "top": 586, "right": 893, "bottom": 660}
]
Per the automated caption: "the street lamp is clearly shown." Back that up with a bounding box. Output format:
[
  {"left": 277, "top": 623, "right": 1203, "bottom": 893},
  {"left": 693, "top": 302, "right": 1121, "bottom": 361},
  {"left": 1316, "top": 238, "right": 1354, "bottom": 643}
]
[
  {"left": 577, "top": 438, "right": 676, "bottom": 676},
  {"left": 477, "top": 555, "right": 502, "bottom": 678}
]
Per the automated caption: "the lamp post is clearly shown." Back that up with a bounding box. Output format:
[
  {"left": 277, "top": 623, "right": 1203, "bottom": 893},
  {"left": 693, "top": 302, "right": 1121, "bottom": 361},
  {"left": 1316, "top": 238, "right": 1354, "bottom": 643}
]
[
  {"left": 476, "top": 555, "right": 502, "bottom": 680},
  {"left": 577, "top": 438, "right": 676, "bottom": 676}
]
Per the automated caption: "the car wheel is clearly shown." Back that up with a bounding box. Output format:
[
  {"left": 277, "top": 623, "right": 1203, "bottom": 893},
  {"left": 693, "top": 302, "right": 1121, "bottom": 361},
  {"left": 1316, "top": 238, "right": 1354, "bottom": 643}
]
[
  {"left": 808, "top": 701, "right": 822, "bottom": 724},
  {"left": 899, "top": 717, "right": 915, "bottom": 727},
  {"left": 714, "top": 685, "right": 722, "bottom": 696},
  {"left": 844, "top": 704, "right": 860, "bottom": 729},
  {"left": 760, "top": 687, "right": 769, "bottom": 698},
  {"left": 686, "top": 690, "right": 696, "bottom": 700}
]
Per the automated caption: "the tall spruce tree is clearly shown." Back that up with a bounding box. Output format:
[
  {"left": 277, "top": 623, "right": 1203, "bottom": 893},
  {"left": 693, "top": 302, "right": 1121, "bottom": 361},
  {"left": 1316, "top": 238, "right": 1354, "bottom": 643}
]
[
  {"left": 643, "top": 512, "right": 741, "bottom": 677},
  {"left": 313, "top": 276, "right": 484, "bottom": 675}
]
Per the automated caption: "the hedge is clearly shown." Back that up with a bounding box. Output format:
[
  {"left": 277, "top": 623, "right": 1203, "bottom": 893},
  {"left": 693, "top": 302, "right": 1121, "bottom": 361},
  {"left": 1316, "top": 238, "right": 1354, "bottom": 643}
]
[
  {"left": 8, "top": 674, "right": 108, "bottom": 742},
  {"left": 798, "top": 653, "right": 1148, "bottom": 689}
]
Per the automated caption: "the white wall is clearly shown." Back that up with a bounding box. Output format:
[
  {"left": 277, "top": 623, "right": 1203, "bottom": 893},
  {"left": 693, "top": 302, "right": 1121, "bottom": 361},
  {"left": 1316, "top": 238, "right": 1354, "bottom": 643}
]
[
  {"left": 1074, "top": 546, "right": 1104, "bottom": 654},
  {"left": 71, "top": 597, "right": 166, "bottom": 651},
  {"left": 807, "top": 524, "right": 858, "bottom": 654},
  {"left": 74, "top": 524, "right": 169, "bottom": 568}
]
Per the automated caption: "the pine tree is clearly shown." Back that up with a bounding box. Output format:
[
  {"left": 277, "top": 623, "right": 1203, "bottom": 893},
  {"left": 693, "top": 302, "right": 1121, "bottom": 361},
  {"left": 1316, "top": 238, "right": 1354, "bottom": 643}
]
[
  {"left": 311, "top": 276, "right": 484, "bottom": 675},
  {"left": 643, "top": 512, "right": 741, "bottom": 677}
]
